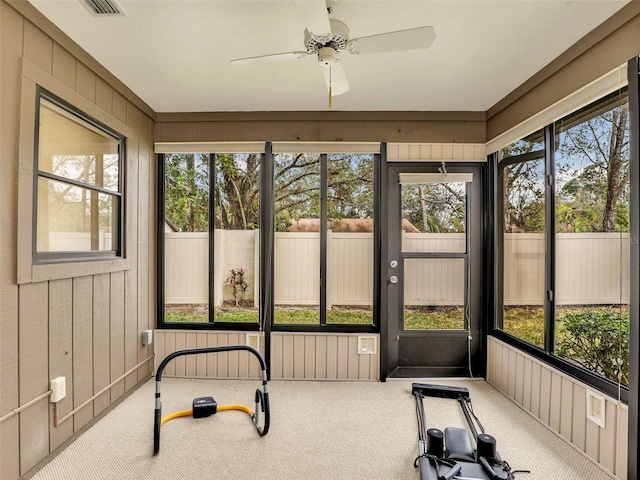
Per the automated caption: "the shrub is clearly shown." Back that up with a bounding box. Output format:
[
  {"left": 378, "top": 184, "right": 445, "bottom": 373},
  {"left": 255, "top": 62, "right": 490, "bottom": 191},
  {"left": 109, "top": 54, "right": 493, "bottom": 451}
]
[
  {"left": 226, "top": 268, "right": 249, "bottom": 306},
  {"left": 556, "top": 310, "right": 629, "bottom": 386}
]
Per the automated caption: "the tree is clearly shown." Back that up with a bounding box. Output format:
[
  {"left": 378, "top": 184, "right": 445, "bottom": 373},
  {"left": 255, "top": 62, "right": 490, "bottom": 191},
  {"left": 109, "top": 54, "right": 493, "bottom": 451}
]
[
  {"left": 164, "top": 152, "right": 377, "bottom": 233},
  {"left": 164, "top": 153, "right": 209, "bottom": 232},
  {"left": 556, "top": 101, "right": 629, "bottom": 233},
  {"left": 214, "top": 153, "right": 260, "bottom": 230},
  {"left": 401, "top": 182, "right": 466, "bottom": 233}
]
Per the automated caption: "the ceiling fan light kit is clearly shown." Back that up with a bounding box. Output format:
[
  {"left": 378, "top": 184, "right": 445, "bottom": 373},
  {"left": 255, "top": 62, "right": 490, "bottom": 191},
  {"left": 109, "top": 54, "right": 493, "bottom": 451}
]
[{"left": 230, "top": 0, "right": 436, "bottom": 108}]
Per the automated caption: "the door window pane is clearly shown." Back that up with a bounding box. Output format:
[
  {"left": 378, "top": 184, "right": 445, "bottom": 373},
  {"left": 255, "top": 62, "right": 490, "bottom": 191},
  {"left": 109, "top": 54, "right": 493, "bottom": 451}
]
[
  {"left": 401, "top": 181, "right": 466, "bottom": 253},
  {"left": 403, "top": 258, "right": 465, "bottom": 330}
]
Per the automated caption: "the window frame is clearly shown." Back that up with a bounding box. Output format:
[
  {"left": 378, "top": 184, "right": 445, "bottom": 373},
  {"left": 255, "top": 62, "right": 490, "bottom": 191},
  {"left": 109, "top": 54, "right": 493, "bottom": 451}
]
[
  {"left": 491, "top": 89, "right": 632, "bottom": 403},
  {"left": 17, "top": 59, "right": 134, "bottom": 284},
  {"left": 156, "top": 146, "right": 381, "bottom": 334},
  {"left": 34, "top": 87, "right": 125, "bottom": 263}
]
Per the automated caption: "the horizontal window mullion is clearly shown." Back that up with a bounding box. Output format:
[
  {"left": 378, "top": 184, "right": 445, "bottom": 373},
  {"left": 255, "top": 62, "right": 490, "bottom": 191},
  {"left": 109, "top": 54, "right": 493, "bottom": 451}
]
[
  {"left": 37, "top": 170, "right": 121, "bottom": 197},
  {"left": 402, "top": 252, "right": 467, "bottom": 259}
]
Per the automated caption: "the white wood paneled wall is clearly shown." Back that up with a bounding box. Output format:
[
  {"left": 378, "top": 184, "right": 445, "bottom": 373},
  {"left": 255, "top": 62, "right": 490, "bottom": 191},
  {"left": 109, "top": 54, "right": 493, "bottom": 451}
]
[{"left": 487, "top": 336, "right": 628, "bottom": 479}]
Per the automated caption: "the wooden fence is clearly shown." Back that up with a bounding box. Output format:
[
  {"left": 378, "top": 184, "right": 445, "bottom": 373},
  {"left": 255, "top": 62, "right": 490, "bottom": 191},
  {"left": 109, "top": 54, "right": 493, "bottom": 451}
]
[{"left": 164, "top": 231, "right": 630, "bottom": 306}]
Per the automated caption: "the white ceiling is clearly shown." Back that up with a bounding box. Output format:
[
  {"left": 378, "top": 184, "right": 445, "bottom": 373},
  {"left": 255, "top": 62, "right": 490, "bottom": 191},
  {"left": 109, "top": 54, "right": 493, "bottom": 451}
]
[{"left": 27, "top": 0, "right": 630, "bottom": 113}]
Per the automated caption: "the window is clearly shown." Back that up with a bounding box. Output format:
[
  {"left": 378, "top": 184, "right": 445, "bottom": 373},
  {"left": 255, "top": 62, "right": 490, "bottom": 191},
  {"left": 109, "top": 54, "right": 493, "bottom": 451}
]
[
  {"left": 162, "top": 152, "right": 261, "bottom": 325},
  {"left": 495, "top": 90, "right": 630, "bottom": 396},
  {"left": 497, "top": 131, "right": 546, "bottom": 347},
  {"left": 273, "top": 152, "right": 375, "bottom": 326},
  {"left": 554, "top": 89, "right": 630, "bottom": 387},
  {"left": 158, "top": 144, "right": 379, "bottom": 331},
  {"left": 35, "top": 89, "right": 124, "bottom": 261}
]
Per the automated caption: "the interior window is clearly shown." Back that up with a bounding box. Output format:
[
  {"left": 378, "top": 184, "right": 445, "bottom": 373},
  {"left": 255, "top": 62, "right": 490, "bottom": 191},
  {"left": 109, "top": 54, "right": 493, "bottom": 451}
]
[{"left": 36, "top": 91, "right": 123, "bottom": 260}]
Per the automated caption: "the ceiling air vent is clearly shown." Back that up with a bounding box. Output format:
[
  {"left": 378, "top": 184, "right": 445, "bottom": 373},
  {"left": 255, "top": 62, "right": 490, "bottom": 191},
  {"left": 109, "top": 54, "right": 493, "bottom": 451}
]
[{"left": 80, "top": 0, "right": 126, "bottom": 16}]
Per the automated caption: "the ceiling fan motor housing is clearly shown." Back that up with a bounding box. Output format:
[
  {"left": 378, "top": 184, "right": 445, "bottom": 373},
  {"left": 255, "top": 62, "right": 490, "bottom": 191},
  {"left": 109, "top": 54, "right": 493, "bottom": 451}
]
[{"left": 304, "top": 19, "right": 350, "bottom": 54}]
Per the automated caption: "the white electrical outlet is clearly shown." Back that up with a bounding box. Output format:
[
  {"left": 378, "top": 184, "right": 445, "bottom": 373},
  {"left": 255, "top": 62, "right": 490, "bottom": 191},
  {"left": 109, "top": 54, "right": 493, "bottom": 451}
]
[
  {"left": 586, "top": 390, "right": 606, "bottom": 428},
  {"left": 51, "top": 377, "right": 66, "bottom": 403},
  {"left": 357, "top": 335, "right": 377, "bottom": 355},
  {"left": 246, "top": 333, "right": 260, "bottom": 350}
]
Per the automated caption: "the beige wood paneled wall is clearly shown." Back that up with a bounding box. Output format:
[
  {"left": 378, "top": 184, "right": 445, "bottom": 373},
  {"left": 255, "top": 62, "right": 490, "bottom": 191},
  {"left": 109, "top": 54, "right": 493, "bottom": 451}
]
[
  {"left": 271, "top": 332, "right": 379, "bottom": 381},
  {"left": 154, "top": 330, "right": 265, "bottom": 379},
  {"left": 153, "top": 331, "right": 379, "bottom": 381},
  {"left": 487, "top": 336, "right": 628, "bottom": 479},
  {"left": 0, "top": 2, "right": 156, "bottom": 479}
]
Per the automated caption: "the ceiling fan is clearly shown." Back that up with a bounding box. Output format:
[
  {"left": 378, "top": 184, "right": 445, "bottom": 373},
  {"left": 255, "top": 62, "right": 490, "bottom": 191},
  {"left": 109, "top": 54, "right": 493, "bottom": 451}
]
[{"left": 230, "top": 0, "right": 436, "bottom": 107}]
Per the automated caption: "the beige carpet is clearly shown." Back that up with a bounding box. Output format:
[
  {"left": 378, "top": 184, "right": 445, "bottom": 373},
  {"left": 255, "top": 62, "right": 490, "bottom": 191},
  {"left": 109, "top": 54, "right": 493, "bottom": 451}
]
[{"left": 29, "top": 378, "right": 614, "bottom": 479}]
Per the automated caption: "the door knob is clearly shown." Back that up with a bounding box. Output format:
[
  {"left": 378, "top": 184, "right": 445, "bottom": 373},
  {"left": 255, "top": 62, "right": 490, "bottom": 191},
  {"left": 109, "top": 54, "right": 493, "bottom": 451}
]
[{"left": 389, "top": 275, "right": 398, "bottom": 284}]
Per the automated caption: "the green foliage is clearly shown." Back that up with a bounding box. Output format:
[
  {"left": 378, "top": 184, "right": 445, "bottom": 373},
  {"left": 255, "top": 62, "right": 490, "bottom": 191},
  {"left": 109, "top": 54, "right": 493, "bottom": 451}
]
[
  {"left": 556, "top": 310, "right": 629, "bottom": 386},
  {"left": 502, "top": 307, "right": 545, "bottom": 348},
  {"left": 165, "top": 153, "right": 209, "bottom": 232}
]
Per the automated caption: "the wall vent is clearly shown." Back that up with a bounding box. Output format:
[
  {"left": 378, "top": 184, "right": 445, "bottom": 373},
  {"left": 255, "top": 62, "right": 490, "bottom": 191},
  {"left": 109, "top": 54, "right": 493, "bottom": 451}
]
[{"left": 81, "top": 0, "right": 126, "bottom": 16}]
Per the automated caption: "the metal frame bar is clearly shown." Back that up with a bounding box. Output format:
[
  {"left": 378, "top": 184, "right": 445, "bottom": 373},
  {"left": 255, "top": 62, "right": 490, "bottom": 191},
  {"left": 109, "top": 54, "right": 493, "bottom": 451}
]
[{"left": 627, "top": 55, "right": 639, "bottom": 480}]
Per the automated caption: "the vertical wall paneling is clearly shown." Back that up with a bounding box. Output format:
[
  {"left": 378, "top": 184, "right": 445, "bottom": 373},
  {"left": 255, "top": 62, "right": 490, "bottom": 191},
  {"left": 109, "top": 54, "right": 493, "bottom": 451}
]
[
  {"left": 93, "top": 273, "right": 111, "bottom": 416},
  {"left": 154, "top": 331, "right": 380, "bottom": 381},
  {"left": 76, "top": 61, "right": 96, "bottom": 103},
  {"left": 386, "top": 143, "right": 486, "bottom": 162},
  {"left": 95, "top": 77, "right": 113, "bottom": 114},
  {"left": 585, "top": 418, "right": 601, "bottom": 463},
  {"left": 51, "top": 44, "right": 76, "bottom": 89},
  {"left": 549, "top": 373, "right": 562, "bottom": 432},
  {"left": 600, "top": 400, "right": 618, "bottom": 473},
  {"left": 573, "top": 385, "right": 587, "bottom": 451},
  {"left": 0, "top": 4, "right": 23, "bottom": 478},
  {"left": 1, "top": 4, "right": 156, "bottom": 477},
  {"left": 18, "top": 282, "right": 49, "bottom": 473},
  {"left": 109, "top": 271, "right": 125, "bottom": 401},
  {"left": 487, "top": 337, "right": 628, "bottom": 478},
  {"left": 72, "top": 276, "right": 94, "bottom": 432},
  {"left": 23, "top": 20, "right": 52, "bottom": 75},
  {"left": 273, "top": 332, "right": 379, "bottom": 381},
  {"left": 560, "top": 377, "right": 574, "bottom": 441},
  {"left": 617, "top": 407, "right": 628, "bottom": 479},
  {"left": 48, "top": 278, "right": 74, "bottom": 450},
  {"left": 137, "top": 112, "right": 152, "bottom": 382},
  {"left": 522, "top": 357, "right": 533, "bottom": 411},
  {"left": 124, "top": 102, "right": 140, "bottom": 392}
]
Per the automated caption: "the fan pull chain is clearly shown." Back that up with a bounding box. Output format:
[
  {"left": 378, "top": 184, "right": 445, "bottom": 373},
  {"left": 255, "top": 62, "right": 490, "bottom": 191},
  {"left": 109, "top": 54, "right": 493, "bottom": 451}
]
[{"left": 328, "top": 67, "right": 333, "bottom": 109}]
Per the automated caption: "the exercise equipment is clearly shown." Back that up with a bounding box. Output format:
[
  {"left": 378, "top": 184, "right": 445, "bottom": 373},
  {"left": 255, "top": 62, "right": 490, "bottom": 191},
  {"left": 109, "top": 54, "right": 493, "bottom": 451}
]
[
  {"left": 153, "top": 345, "right": 270, "bottom": 455},
  {"left": 412, "top": 383, "right": 528, "bottom": 480}
]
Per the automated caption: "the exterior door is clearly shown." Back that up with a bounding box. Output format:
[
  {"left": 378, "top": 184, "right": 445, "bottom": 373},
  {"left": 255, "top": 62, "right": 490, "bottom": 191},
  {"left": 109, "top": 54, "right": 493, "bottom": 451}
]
[{"left": 385, "top": 163, "right": 484, "bottom": 378}]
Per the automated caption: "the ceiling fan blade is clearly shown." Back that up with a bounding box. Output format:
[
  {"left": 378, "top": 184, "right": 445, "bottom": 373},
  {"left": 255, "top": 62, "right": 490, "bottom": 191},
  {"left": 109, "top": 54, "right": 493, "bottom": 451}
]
[
  {"left": 346, "top": 26, "right": 436, "bottom": 55},
  {"left": 321, "top": 61, "right": 349, "bottom": 96},
  {"left": 231, "top": 51, "right": 310, "bottom": 66},
  {"left": 295, "top": 0, "right": 332, "bottom": 38}
]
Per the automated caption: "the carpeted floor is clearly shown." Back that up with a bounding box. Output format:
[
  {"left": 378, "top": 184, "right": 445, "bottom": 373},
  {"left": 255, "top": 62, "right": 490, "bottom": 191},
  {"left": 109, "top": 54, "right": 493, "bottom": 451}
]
[{"left": 29, "top": 378, "right": 614, "bottom": 479}]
